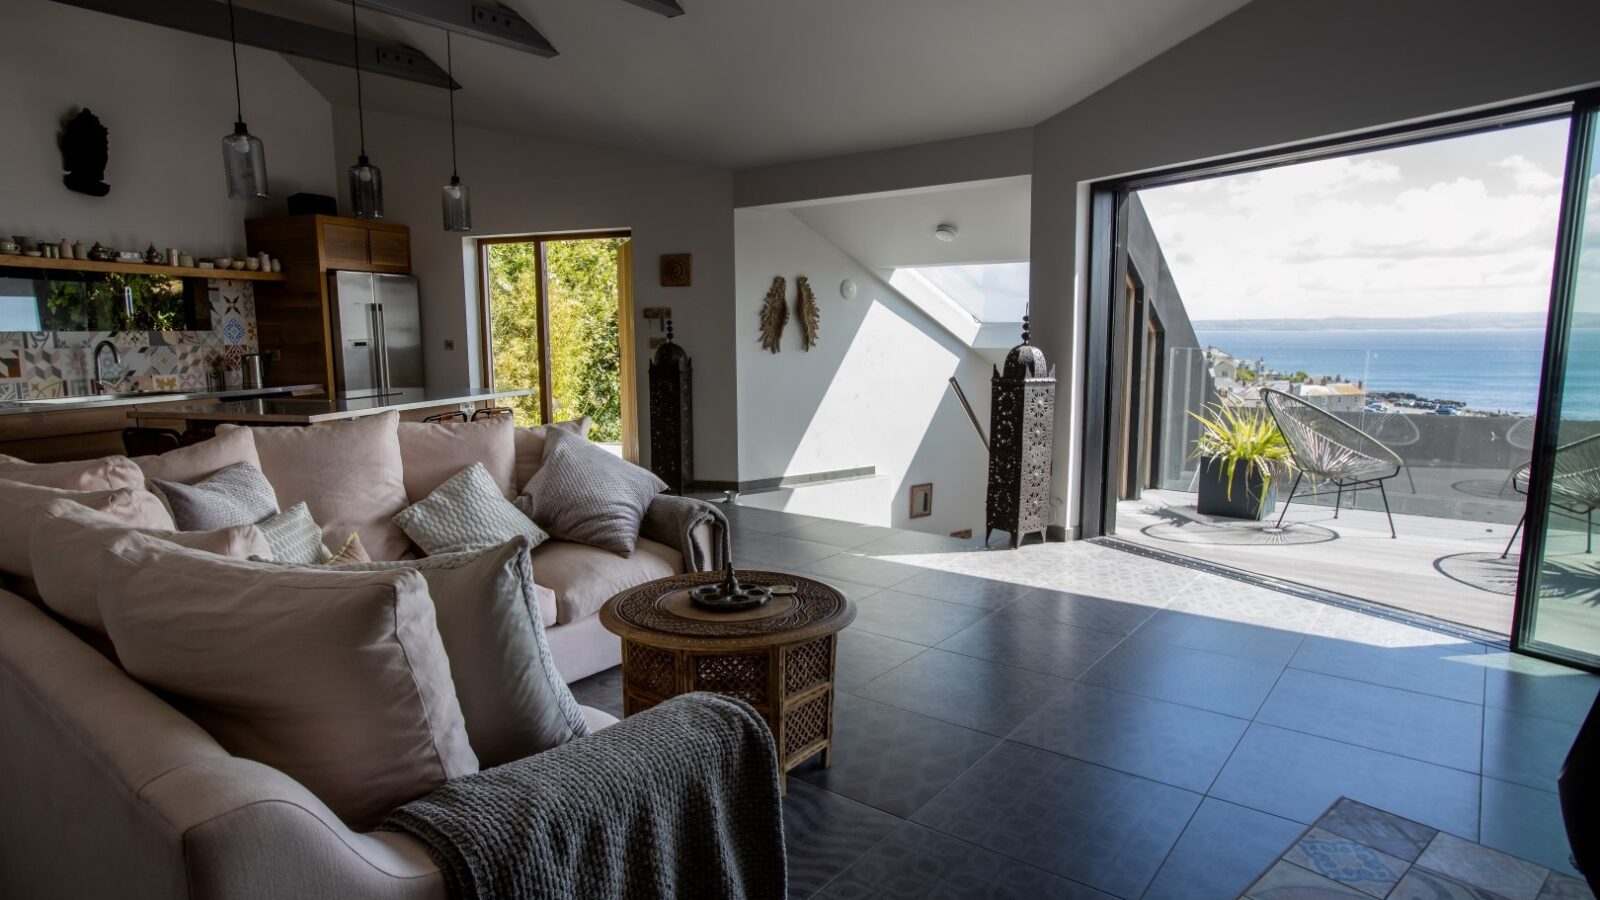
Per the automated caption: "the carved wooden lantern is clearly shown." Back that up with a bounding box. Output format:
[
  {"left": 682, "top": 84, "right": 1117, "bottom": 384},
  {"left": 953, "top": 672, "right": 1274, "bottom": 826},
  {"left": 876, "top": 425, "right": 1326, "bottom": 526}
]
[
  {"left": 986, "top": 316, "right": 1056, "bottom": 549},
  {"left": 648, "top": 319, "right": 694, "bottom": 494}
]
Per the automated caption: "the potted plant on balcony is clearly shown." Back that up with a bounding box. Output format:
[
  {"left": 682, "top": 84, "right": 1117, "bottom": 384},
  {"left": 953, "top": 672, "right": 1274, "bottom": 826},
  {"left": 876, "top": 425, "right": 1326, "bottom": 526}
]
[{"left": 1190, "top": 403, "right": 1292, "bottom": 520}]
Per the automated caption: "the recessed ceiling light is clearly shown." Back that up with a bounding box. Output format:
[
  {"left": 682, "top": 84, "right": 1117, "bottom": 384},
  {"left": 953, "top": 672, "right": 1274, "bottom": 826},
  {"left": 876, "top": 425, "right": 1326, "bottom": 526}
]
[{"left": 934, "top": 224, "right": 958, "bottom": 242}]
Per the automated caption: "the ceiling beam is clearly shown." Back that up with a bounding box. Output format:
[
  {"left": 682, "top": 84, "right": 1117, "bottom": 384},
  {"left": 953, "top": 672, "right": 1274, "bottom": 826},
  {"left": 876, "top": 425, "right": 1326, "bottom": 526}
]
[
  {"left": 51, "top": 0, "right": 458, "bottom": 89},
  {"left": 354, "top": 0, "right": 558, "bottom": 57},
  {"left": 619, "top": 0, "right": 684, "bottom": 17}
]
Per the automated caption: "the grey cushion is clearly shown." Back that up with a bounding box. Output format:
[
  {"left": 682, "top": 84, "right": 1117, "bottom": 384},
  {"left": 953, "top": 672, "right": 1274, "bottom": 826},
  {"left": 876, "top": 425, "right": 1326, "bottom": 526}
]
[
  {"left": 517, "top": 429, "right": 665, "bottom": 556},
  {"left": 151, "top": 461, "right": 279, "bottom": 531},
  {"left": 394, "top": 462, "right": 548, "bottom": 556},
  {"left": 336, "top": 535, "right": 590, "bottom": 767},
  {"left": 256, "top": 502, "right": 331, "bottom": 564}
]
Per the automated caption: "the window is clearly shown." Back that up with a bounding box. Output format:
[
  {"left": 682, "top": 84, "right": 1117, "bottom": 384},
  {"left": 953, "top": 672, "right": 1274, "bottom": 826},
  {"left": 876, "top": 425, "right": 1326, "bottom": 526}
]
[{"left": 891, "top": 262, "right": 1029, "bottom": 323}]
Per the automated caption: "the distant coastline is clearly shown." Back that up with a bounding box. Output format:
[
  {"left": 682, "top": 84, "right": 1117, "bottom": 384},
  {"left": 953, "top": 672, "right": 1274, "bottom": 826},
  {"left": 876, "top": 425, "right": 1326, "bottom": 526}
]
[{"left": 1193, "top": 310, "right": 1600, "bottom": 332}]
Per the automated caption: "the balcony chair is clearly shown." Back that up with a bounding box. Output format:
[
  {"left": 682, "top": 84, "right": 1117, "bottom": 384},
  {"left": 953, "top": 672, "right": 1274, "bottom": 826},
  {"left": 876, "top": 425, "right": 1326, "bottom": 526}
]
[
  {"left": 472, "top": 406, "right": 514, "bottom": 421},
  {"left": 1262, "top": 387, "right": 1404, "bottom": 538},
  {"left": 1354, "top": 410, "right": 1420, "bottom": 493},
  {"left": 422, "top": 410, "right": 469, "bottom": 424},
  {"left": 1503, "top": 416, "right": 1537, "bottom": 497},
  {"left": 1500, "top": 432, "right": 1600, "bottom": 558}
]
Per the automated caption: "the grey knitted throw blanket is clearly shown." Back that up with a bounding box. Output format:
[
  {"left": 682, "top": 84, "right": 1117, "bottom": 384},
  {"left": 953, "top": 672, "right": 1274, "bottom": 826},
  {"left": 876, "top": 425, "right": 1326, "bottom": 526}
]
[
  {"left": 380, "top": 693, "right": 786, "bottom": 900},
  {"left": 640, "top": 494, "right": 730, "bottom": 573}
]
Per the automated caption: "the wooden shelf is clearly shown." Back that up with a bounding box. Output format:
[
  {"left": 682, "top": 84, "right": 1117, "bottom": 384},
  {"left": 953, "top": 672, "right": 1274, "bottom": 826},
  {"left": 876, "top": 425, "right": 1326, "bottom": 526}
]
[{"left": 0, "top": 254, "right": 286, "bottom": 281}]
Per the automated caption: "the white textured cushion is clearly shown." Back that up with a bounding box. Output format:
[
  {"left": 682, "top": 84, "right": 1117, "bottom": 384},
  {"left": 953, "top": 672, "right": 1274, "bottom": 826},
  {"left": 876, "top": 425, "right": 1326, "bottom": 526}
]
[
  {"left": 517, "top": 427, "right": 664, "bottom": 556},
  {"left": 0, "top": 453, "right": 144, "bottom": 491},
  {"left": 152, "top": 461, "right": 279, "bottom": 531},
  {"left": 531, "top": 536, "right": 682, "bottom": 624},
  {"left": 234, "top": 410, "right": 411, "bottom": 561},
  {"left": 0, "top": 479, "right": 173, "bottom": 580},
  {"left": 29, "top": 500, "right": 271, "bottom": 633},
  {"left": 398, "top": 416, "right": 516, "bottom": 501},
  {"left": 336, "top": 536, "right": 589, "bottom": 767},
  {"left": 98, "top": 533, "right": 478, "bottom": 830},
  {"left": 395, "top": 462, "right": 547, "bottom": 556},
  {"left": 512, "top": 417, "right": 592, "bottom": 490},
  {"left": 580, "top": 706, "right": 619, "bottom": 732},
  {"left": 255, "top": 502, "right": 331, "bottom": 564}
]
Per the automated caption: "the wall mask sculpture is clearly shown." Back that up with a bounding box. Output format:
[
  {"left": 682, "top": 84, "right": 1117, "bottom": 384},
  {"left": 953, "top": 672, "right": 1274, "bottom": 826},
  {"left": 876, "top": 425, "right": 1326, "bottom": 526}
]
[
  {"left": 60, "top": 108, "right": 110, "bottom": 197},
  {"left": 759, "top": 275, "right": 788, "bottom": 353},
  {"left": 795, "top": 275, "right": 820, "bottom": 351}
]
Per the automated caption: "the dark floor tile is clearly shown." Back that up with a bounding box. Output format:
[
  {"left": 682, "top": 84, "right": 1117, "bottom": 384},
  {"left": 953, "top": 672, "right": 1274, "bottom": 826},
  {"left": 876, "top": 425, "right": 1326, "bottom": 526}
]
[
  {"left": 896, "top": 570, "right": 1028, "bottom": 611},
  {"left": 805, "top": 574, "right": 884, "bottom": 603},
  {"left": 1291, "top": 634, "right": 1487, "bottom": 705},
  {"left": 782, "top": 519, "right": 898, "bottom": 549},
  {"left": 1255, "top": 669, "right": 1484, "bottom": 773},
  {"left": 1009, "top": 681, "right": 1247, "bottom": 792},
  {"left": 794, "top": 693, "right": 998, "bottom": 818},
  {"left": 834, "top": 629, "right": 924, "bottom": 693},
  {"left": 1079, "top": 636, "right": 1284, "bottom": 718},
  {"left": 1210, "top": 724, "right": 1481, "bottom": 838},
  {"left": 856, "top": 648, "right": 1069, "bottom": 736},
  {"left": 567, "top": 665, "right": 623, "bottom": 716},
  {"left": 854, "top": 529, "right": 987, "bottom": 556},
  {"left": 1482, "top": 705, "right": 1581, "bottom": 791},
  {"left": 1480, "top": 778, "right": 1580, "bottom": 877},
  {"left": 781, "top": 779, "right": 900, "bottom": 900},
  {"left": 1315, "top": 797, "right": 1437, "bottom": 863},
  {"left": 911, "top": 741, "right": 1201, "bottom": 899},
  {"left": 1131, "top": 606, "right": 1306, "bottom": 666},
  {"left": 1415, "top": 831, "right": 1550, "bottom": 900},
  {"left": 1005, "top": 588, "right": 1164, "bottom": 636},
  {"left": 723, "top": 504, "right": 828, "bottom": 535},
  {"left": 1244, "top": 859, "right": 1371, "bottom": 898},
  {"left": 817, "top": 822, "right": 1111, "bottom": 900},
  {"left": 1389, "top": 866, "right": 1507, "bottom": 900},
  {"left": 937, "top": 608, "right": 1124, "bottom": 679},
  {"left": 1142, "top": 798, "right": 1305, "bottom": 900},
  {"left": 849, "top": 591, "right": 993, "bottom": 647},
  {"left": 803, "top": 553, "right": 925, "bottom": 589},
  {"left": 732, "top": 529, "right": 842, "bottom": 569},
  {"left": 1483, "top": 653, "right": 1600, "bottom": 726}
]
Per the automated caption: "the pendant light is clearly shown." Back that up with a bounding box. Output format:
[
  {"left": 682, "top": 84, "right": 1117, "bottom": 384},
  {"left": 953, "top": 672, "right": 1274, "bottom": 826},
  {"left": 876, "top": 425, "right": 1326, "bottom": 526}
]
[
  {"left": 441, "top": 31, "right": 472, "bottom": 232},
  {"left": 347, "top": 0, "right": 384, "bottom": 219},
  {"left": 220, "top": 0, "right": 268, "bottom": 199}
]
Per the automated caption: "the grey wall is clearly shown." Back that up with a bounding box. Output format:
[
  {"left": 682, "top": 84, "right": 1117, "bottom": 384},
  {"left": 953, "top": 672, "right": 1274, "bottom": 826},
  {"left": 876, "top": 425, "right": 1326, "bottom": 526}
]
[{"left": 1028, "top": 0, "right": 1600, "bottom": 533}]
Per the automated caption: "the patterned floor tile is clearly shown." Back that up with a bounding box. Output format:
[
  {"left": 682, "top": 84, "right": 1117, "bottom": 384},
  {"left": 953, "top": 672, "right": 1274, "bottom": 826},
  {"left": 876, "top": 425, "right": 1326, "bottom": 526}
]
[
  {"left": 1315, "top": 797, "right": 1437, "bottom": 863},
  {"left": 1283, "top": 826, "right": 1409, "bottom": 898},
  {"left": 1538, "top": 872, "right": 1597, "bottom": 900},
  {"left": 1389, "top": 866, "right": 1508, "bottom": 900},
  {"left": 1079, "top": 636, "right": 1285, "bottom": 718},
  {"left": 1416, "top": 832, "right": 1550, "bottom": 900},
  {"left": 911, "top": 741, "right": 1201, "bottom": 899},
  {"left": 1143, "top": 798, "right": 1305, "bottom": 900},
  {"left": 1008, "top": 681, "right": 1247, "bottom": 792},
  {"left": 1255, "top": 669, "right": 1483, "bottom": 772},
  {"left": 937, "top": 607, "right": 1124, "bottom": 679},
  {"left": 855, "top": 648, "right": 1068, "bottom": 736},
  {"left": 794, "top": 693, "right": 997, "bottom": 818},
  {"left": 848, "top": 591, "right": 993, "bottom": 647},
  {"left": 1245, "top": 859, "right": 1371, "bottom": 898},
  {"left": 781, "top": 780, "right": 899, "bottom": 900},
  {"left": 816, "top": 822, "right": 1110, "bottom": 899}
]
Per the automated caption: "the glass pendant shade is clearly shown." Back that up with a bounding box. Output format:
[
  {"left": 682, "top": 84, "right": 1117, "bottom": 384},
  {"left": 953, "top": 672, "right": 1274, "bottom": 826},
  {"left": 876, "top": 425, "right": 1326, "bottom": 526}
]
[
  {"left": 349, "top": 155, "right": 384, "bottom": 219},
  {"left": 222, "top": 122, "right": 268, "bottom": 199},
  {"left": 442, "top": 176, "right": 472, "bottom": 232}
]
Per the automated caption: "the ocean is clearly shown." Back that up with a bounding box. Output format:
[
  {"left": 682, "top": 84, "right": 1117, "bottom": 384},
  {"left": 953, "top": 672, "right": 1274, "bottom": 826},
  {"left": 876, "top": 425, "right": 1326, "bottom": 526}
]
[{"left": 1192, "top": 327, "right": 1600, "bottom": 419}]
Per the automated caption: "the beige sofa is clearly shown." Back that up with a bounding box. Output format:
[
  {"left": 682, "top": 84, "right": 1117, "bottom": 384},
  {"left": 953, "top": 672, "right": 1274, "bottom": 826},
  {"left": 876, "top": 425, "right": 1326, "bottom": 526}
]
[{"left": 0, "top": 419, "right": 720, "bottom": 899}]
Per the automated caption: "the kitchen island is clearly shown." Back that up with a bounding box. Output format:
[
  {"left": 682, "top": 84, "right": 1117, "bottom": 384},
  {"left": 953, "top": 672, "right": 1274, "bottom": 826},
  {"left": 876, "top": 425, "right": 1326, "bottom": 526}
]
[{"left": 138, "top": 387, "right": 537, "bottom": 425}]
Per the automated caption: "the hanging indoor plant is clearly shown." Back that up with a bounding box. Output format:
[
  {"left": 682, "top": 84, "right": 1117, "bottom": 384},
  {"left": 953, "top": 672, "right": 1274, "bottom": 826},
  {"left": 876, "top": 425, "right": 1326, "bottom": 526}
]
[{"left": 1189, "top": 402, "right": 1292, "bottom": 520}]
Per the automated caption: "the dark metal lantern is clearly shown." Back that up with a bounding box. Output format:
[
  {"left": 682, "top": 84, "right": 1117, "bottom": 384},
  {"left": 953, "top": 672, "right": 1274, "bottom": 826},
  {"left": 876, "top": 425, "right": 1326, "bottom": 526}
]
[
  {"left": 986, "top": 315, "right": 1056, "bottom": 549},
  {"left": 648, "top": 319, "right": 694, "bottom": 493}
]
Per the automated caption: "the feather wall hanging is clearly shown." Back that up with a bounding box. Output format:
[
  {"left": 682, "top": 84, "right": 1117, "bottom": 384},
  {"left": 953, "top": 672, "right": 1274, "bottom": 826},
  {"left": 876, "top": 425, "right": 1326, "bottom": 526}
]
[
  {"left": 759, "top": 275, "right": 789, "bottom": 353},
  {"left": 795, "top": 275, "right": 821, "bottom": 351}
]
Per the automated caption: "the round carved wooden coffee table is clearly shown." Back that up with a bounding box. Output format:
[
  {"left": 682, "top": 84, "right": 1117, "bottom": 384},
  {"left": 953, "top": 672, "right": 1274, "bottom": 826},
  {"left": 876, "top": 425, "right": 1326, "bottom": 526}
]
[{"left": 599, "top": 570, "right": 855, "bottom": 784}]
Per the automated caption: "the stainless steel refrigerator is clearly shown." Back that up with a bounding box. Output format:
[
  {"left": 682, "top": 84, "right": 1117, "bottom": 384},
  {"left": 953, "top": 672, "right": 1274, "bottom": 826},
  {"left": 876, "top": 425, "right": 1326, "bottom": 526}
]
[{"left": 328, "top": 271, "right": 424, "bottom": 397}]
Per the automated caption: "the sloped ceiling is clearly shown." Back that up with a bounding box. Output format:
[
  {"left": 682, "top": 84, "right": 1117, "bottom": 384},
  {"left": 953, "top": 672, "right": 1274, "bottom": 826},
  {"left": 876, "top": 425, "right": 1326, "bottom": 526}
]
[
  {"left": 790, "top": 177, "right": 1031, "bottom": 269},
  {"left": 248, "top": 0, "right": 1253, "bottom": 168}
]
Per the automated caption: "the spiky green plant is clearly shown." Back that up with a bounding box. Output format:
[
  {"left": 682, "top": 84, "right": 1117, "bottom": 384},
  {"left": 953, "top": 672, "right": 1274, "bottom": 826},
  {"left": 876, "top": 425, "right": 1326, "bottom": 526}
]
[{"left": 1189, "top": 403, "right": 1294, "bottom": 515}]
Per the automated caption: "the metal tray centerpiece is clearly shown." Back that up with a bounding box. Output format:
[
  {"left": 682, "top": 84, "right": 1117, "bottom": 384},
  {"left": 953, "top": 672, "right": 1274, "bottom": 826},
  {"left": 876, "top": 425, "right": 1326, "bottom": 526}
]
[{"left": 688, "top": 559, "right": 776, "bottom": 611}]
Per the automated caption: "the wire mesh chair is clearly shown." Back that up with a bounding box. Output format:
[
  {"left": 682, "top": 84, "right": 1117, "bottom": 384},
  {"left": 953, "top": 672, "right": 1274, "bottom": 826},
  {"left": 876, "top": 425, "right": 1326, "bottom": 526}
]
[
  {"left": 1354, "top": 410, "right": 1421, "bottom": 493},
  {"left": 472, "top": 407, "right": 514, "bottom": 421},
  {"left": 1500, "top": 432, "right": 1600, "bottom": 558},
  {"left": 1262, "top": 388, "right": 1404, "bottom": 538},
  {"left": 1502, "top": 416, "right": 1537, "bottom": 497},
  {"left": 422, "top": 410, "right": 469, "bottom": 424}
]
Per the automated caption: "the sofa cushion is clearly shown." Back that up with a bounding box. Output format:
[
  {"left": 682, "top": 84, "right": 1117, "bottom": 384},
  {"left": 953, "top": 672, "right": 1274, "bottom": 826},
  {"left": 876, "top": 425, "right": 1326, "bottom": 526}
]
[
  {"left": 255, "top": 501, "right": 330, "bottom": 564},
  {"left": 133, "top": 426, "right": 260, "bottom": 487},
  {"left": 512, "top": 416, "right": 592, "bottom": 490},
  {"left": 398, "top": 416, "right": 516, "bottom": 501},
  {"left": 580, "top": 706, "right": 619, "bottom": 732},
  {"left": 0, "top": 479, "right": 172, "bottom": 580},
  {"left": 29, "top": 500, "right": 271, "bottom": 633},
  {"left": 531, "top": 536, "right": 682, "bottom": 625},
  {"left": 98, "top": 533, "right": 478, "bottom": 830},
  {"left": 336, "top": 536, "right": 589, "bottom": 768},
  {"left": 233, "top": 410, "right": 411, "bottom": 561},
  {"left": 0, "top": 453, "right": 144, "bottom": 492},
  {"left": 534, "top": 582, "right": 557, "bottom": 628},
  {"left": 518, "top": 427, "right": 665, "bottom": 556},
  {"left": 152, "top": 461, "right": 279, "bottom": 531},
  {"left": 394, "top": 462, "right": 547, "bottom": 556}
]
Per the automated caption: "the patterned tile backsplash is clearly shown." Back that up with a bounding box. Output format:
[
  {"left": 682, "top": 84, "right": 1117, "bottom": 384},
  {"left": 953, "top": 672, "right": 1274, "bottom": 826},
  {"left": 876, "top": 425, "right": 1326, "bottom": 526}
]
[{"left": 0, "top": 279, "right": 258, "bottom": 397}]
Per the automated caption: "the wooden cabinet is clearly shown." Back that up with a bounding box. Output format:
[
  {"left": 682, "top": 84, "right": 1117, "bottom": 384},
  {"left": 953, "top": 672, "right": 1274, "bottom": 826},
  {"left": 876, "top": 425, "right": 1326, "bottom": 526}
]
[{"left": 245, "top": 215, "right": 413, "bottom": 393}]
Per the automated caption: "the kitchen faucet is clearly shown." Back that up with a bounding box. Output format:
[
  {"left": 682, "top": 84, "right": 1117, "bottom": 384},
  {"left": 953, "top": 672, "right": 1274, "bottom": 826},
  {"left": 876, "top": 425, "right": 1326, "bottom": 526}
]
[{"left": 91, "top": 339, "right": 120, "bottom": 395}]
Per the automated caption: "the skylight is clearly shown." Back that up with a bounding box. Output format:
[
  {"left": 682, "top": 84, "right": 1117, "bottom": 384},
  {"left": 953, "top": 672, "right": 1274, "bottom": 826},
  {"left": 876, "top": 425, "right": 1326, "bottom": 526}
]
[{"left": 898, "top": 263, "right": 1029, "bottom": 323}]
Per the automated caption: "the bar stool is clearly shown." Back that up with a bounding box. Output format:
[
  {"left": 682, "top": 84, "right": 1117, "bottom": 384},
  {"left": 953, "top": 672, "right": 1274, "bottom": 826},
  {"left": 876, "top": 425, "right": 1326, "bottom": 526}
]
[{"left": 122, "top": 427, "right": 183, "bottom": 456}]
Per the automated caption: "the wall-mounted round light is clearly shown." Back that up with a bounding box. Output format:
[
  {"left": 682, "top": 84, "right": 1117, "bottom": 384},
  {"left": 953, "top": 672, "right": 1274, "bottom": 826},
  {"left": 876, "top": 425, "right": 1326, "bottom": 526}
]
[
  {"left": 934, "top": 223, "right": 958, "bottom": 242},
  {"left": 840, "top": 278, "right": 857, "bottom": 300}
]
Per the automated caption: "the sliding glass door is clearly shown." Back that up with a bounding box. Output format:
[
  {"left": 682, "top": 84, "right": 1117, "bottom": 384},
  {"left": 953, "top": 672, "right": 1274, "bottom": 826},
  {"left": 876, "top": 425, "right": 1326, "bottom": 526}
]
[{"left": 1515, "top": 104, "right": 1600, "bottom": 668}]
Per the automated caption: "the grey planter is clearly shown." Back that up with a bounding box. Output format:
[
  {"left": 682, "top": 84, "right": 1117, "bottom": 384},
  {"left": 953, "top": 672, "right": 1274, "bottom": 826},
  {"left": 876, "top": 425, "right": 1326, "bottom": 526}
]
[{"left": 1196, "top": 456, "right": 1277, "bottom": 520}]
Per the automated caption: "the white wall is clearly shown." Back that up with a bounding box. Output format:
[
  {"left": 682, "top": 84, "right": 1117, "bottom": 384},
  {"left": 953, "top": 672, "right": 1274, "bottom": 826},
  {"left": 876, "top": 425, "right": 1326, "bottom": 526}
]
[
  {"left": 329, "top": 107, "right": 741, "bottom": 481},
  {"left": 734, "top": 208, "right": 992, "bottom": 535},
  {"left": 0, "top": 0, "right": 336, "bottom": 255},
  {"left": 1027, "top": 0, "right": 1600, "bottom": 535}
]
